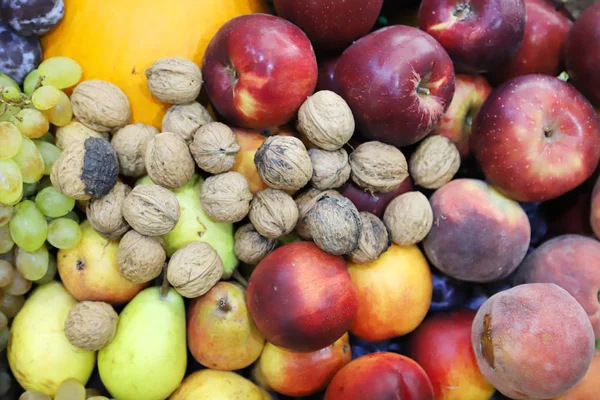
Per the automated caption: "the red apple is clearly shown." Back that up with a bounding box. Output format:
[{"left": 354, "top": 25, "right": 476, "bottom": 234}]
[
  {"left": 471, "top": 74, "right": 600, "bottom": 202},
  {"left": 419, "top": 0, "right": 526, "bottom": 73},
  {"left": 565, "top": 2, "right": 600, "bottom": 105},
  {"left": 246, "top": 241, "right": 358, "bottom": 353},
  {"left": 339, "top": 177, "right": 413, "bottom": 218},
  {"left": 202, "top": 14, "right": 318, "bottom": 129},
  {"left": 430, "top": 74, "right": 492, "bottom": 159},
  {"left": 489, "top": 0, "right": 572, "bottom": 85},
  {"left": 316, "top": 55, "right": 340, "bottom": 94},
  {"left": 334, "top": 25, "right": 455, "bottom": 147},
  {"left": 273, "top": 0, "right": 384, "bottom": 52},
  {"left": 324, "top": 352, "right": 434, "bottom": 400},
  {"left": 407, "top": 309, "right": 496, "bottom": 400}
]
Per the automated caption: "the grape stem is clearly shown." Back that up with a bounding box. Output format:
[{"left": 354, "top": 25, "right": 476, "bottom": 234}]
[{"left": 0, "top": 75, "right": 44, "bottom": 117}]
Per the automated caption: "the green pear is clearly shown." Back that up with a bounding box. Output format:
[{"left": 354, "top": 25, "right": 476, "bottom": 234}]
[
  {"left": 98, "top": 285, "right": 187, "bottom": 400},
  {"left": 136, "top": 174, "right": 238, "bottom": 278},
  {"left": 7, "top": 281, "right": 96, "bottom": 397}
]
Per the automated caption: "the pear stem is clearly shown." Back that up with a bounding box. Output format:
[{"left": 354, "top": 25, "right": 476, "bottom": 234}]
[
  {"left": 160, "top": 263, "right": 170, "bottom": 300},
  {"left": 232, "top": 269, "right": 248, "bottom": 288}
]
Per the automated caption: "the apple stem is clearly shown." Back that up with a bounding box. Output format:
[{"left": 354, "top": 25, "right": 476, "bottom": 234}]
[
  {"left": 232, "top": 269, "right": 248, "bottom": 288},
  {"left": 417, "top": 86, "right": 431, "bottom": 96},
  {"left": 159, "top": 263, "right": 170, "bottom": 300},
  {"left": 557, "top": 71, "right": 570, "bottom": 82}
]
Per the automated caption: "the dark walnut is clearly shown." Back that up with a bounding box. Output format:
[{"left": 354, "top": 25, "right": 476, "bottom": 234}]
[
  {"left": 347, "top": 212, "right": 390, "bottom": 264},
  {"left": 294, "top": 188, "right": 341, "bottom": 240},
  {"left": 254, "top": 135, "right": 313, "bottom": 191}
]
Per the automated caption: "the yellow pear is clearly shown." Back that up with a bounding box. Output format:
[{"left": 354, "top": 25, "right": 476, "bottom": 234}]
[
  {"left": 170, "top": 369, "right": 273, "bottom": 400},
  {"left": 7, "top": 281, "right": 96, "bottom": 396},
  {"left": 98, "top": 285, "right": 186, "bottom": 400}
]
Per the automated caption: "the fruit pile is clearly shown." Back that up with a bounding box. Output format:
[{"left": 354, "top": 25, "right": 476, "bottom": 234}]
[{"left": 1, "top": 0, "right": 600, "bottom": 399}]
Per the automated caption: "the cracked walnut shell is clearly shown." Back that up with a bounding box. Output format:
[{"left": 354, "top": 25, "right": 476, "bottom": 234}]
[
  {"left": 349, "top": 141, "right": 409, "bottom": 193},
  {"left": 111, "top": 123, "right": 159, "bottom": 177},
  {"left": 383, "top": 191, "right": 433, "bottom": 246},
  {"left": 167, "top": 241, "right": 223, "bottom": 298},
  {"left": 70, "top": 79, "right": 131, "bottom": 132},
  {"left": 190, "top": 122, "right": 240, "bottom": 174},
  {"left": 117, "top": 230, "right": 166, "bottom": 284},
  {"left": 254, "top": 135, "right": 312, "bottom": 191},
  {"left": 249, "top": 189, "right": 298, "bottom": 239},
  {"left": 410, "top": 135, "right": 461, "bottom": 189},
  {"left": 86, "top": 181, "right": 131, "bottom": 240},
  {"left": 146, "top": 57, "right": 203, "bottom": 104},
  {"left": 145, "top": 132, "right": 195, "bottom": 189},
  {"left": 122, "top": 184, "right": 180, "bottom": 236},
  {"left": 64, "top": 301, "right": 118, "bottom": 351}
]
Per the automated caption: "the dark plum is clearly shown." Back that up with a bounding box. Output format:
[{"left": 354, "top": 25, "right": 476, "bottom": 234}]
[
  {"left": 428, "top": 269, "right": 469, "bottom": 313},
  {"left": 1, "top": 0, "right": 64, "bottom": 37},
  {"left": 0, "top": 22, "right": 41, "bottom": 83}
]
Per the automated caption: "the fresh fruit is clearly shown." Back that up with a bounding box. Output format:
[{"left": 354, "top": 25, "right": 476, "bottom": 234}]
[
  {"left": 170, "top": 369, "right": 270, "bottom": 400},
  {"left": 37, "top": 56, "right": 82, "bottom": 90},
  {"left": 0, "top": 122, "right": 22, "bottom": 160},
  {"left": 7, "top": 281, "right": 96, "bottom": 397},
  {"left": 0, "top": 0, "right": 65, "bottom": 37},
  {"left": 33, "top": 140, "right": 61, "bottom": 175},
  {"left": 316, "top": 55, "right": 339, "bottom": 93},
  {"left": 34, "top": 186, "right": 75, "bottom": 218},
  {"left": 554, "top": 349, "right": 600, "bottom": 400},
  {"left": 471, "top": 74, "right": 600, "bottom": 202},
  {"left": 339, "top": 177, "right": 413, "bottom": 218},
  {"left": 98, "top": 286, "right": 187, "bottom": 400},
  {"left": 12, "top": 137, "right": 45, "bottom": 184},
  {"left": 9, "top": 200, "right": 48, "bottom": 252},
  {"left": 334, "top": 25, "right": 455, "bottom": 147},
  {"left": 47, "top": 217, "right": 82, "bottom": 249},
  {"left": 202, "top": 14, "right": 318, "bottom": 129},
  {"left": 0, "top": 22, "right": 42, "bottom": 84},
  {"left": 15, "top": 244, "right": 49, "bottom": 281},
  {"left": 0, "top": 159, "right": 22, "bottom": 205},
  {"left": 15, "top": 109, "right": 50, "bottom": 139}
]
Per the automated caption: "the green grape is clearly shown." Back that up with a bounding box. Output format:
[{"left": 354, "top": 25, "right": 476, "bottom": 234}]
[
  {"left": 0, "top": 327, "right": 8, "bottom": 351},
  {"left": 0, "top": 73, "right": 20, "bottom": 93},
  {"left": 37, "top": 175, "right": 52, "bottom": 192},
  {"left": 0, "top": 203, "right": 12, "bottom": 226},
  {"left": 2, "top": 86, "right": 20, "bottom": 100},
  {"left": 63, "top": 210, "right": 80, "bottom": 223},
  {"left": 22, "top": 182, "right": 38, "bottom": 197},
  {"left": 20, "top": 390, "right": 52, "bottom": 400},
  {"left": 87, "top": 397, "right": 110, "bottom": 400},
  {"left": 15, "top": 244, "right": 49, "bottom": 281},
  {"left": 0, "top": 121, "right": 22, "bottom": 160},
  {"left": 9, "top": 200, "right": 48, "bottom": 252},
  {"left": 0, "top": 311, "right": 6, "bottom": 331},
  {"left": 47, "top": 218, "right": 82, "bottom": 249},
  {"left": 0, "top": 260, "right": 15, "bottom": 287},
  {"left": 33, "top": 140, "right": 61, "bottom": 175},
  {"left": 23, "top": 70, "right": 41, "bottom": 96},
  {"left": 34, "top": 253, "right": 56, "bottom": 285},
  {"left": 0, "top": 292, "right": 24, "bottom": 318},
  {"left": 0, "top": 105, "right": 20, "bottom": 124},
  {"left": 0, "top": 159, "right": 23, "bottom": 205},
  {"left": 15, "top": 108, "right": 50, "bottom": 139},
  {"left": 38, "top": 57, "right": 83, "bottom": 90},
  {"left": 55, "top": 378, "right": 86, "bottom": 400},
  {"left": 44, "top": 90, "right": 73, "bottom": 127},
  {"left": 31, "top": 86, "right": 61, "bottom": 111},
  {"left": 12, "top": 136, "right": 45, "bottom": 184},
  {"left": 35, "top": 186, "right": 75, "bottom": 218},
  {"left": 4, "top": 269, "right": 32, "bottom": 295},
  {"left": 38, "top": 132, "right": 55, "bottom": 144},
  {"left": 0, "top": 226, "right": 14, "bottom": 254}
]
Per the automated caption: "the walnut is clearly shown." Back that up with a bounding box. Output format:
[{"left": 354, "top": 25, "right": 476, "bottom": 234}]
[
  {"left": 145, "top": 132, "right": 195, "bottom": 189},
  {"left": 294, "top": 188, "right": 341, "bottom": 239},
  {"left": 51, "top": 137, "right": 119, "bottom": 201},
  {"left": 111, "top": 123, "right": 159, "bottom": 177},
  {"left": 199, "top": 172, "right": 252, "bottom": 223},
  {"left": 145, "top": 58, "right": 203, "bottom": 105},
  {"left": 167, "top": 241, "right": 223, "bottom": 298},
  {"left": 349, "top": 141, "right": 409, "bottom": 193},
  {"left": 309, "top": 148, "right": 351, "bottom": 190},
  {"left": 297, "top": 90, "right": 355, "bottom": 150},
  {"left": 249, "top": 189, "right": 298, "bottom": 239},
  {"left": 189, "top": 122, "right": 240, "bottom": 174},
  {"left": 162, "top": 102, "right": 213, "bottom": 143},
  {"left": 254, "top": 135, "right": 312, "bottom": 191},
  {"left": 117, "top": 230, "right": 166, "bottom": 283},
  {"left": 307, "top": 194, "right": 362, "bottom": 255},
  {"left": 122, "top": 184, "right": 180, "bottom": 236},
  {"left": 64, "top": 301, "right": 118, "bottom": 351},
  {"left": 55, "top": 120, "right": 106, "bottom": 151},
  {"left": 86, "top": 182, "right": 131, "bottom": 240},
  {"left": 383, "top": 191, "right": 433, "bottom": 246},
  {"left": 234, "top": 223, "right": 278, "bottom": 265},
  {"left": 71, "top": 80, "right": 131, "bottom": 132},
  {"left": 409, "top": 135, "right": 461, "bottom": 189},
  {"left": 347, "top": 212, "right": 390, "bottom": 264}
]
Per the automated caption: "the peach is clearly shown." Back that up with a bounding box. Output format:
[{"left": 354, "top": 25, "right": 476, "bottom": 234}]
[
  {"left": 515, "top": 234, "right": 600, "bottom": 337},
  {"left": 591, "top": 174, "right": 600, "bottom": 238},
  {"left": 554, "top": 349, "right": 600, "bottom": 400},
  {"left": 423, "top": 179, "right": 531, "bottom": 282},
  {"left": 471, "top": 283, "right": 595, "bottom": 399},
  {"left": 347, "top": 244, "right": 432, "bottom": 342}
]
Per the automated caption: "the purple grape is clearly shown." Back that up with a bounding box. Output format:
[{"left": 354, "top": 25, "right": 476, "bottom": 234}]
[
  {"left": 0, "top": 21, "right": 41, "bottom": 83},
  {"left": 519, "top": 201, "right": 548, "bottom": 247},
  {"left": 429, "top": 269, "right": 469, "bottom": 313},
  {"left": 1, "top": 0, "right": 64, "bottom": 37}
]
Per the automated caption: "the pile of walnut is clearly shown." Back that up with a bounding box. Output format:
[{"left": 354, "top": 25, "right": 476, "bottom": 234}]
[{"left": 53, "top": 56, "right": 461, "bottom": 350}]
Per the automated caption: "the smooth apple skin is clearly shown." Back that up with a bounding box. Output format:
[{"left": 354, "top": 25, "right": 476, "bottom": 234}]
[
  {"left": 471, "top": 74, "right": 600, "bottom": 203},
  {"left": 565, "top": 2, "right": 600, "bottom": 106},
  {"left": 339, "top": 177, "right": 413, "bottom": 218},
  {"left": 202, "top": 14, "right": 318, "bottom": 129},
  {"left": 419, "top": 0, "right": 526, "bottom": 73},
  {"left": 489, "top": 0, "right": 572, "bottom": 85},
  {"left": 316, "top": 55, "right": 340, "bottom": 93},
  {"left": 273, "top": 0, "right": 384, "bottom": 52},
  {"left": 334, "top": 25, "right": 455, "bottom": 148}
]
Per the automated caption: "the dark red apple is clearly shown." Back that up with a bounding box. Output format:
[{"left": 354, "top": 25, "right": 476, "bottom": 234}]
[
  {"left": 202, "top": 14, "right": 318, "bottom": 129},
  {"left": 334, "top": 25, "right": 455, "bottom": 147},
  {"left": 316, "top": 55, "right": 340, "bottom": 93},
  {"left": 246, "top": 241, "right": 358, "bottom": 353},
  {"left": 471, "top": 74, "right": 600, "bottom": 202},
  {"left": 339, "top": 177, "right": 413, "bottom": 218},
  {"left": 273, "top": 0, "right": 384, "bottom": 52},
  {"left": 418, "top": 0, "right": 526, "bottom": 73},
  {"left": 565, "top": 2, "right": 600, "bottom": 105}
]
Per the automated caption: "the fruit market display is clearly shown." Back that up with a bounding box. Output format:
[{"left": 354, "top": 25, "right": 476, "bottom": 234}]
[{"left": 1, "top": 0, "right": 600, "bottom": 399}]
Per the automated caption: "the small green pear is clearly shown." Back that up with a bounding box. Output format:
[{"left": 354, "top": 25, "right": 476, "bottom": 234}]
[
  {"left": 98, "top": 284, "right": 187, "bottom": 400},
  {"left": 7, "top": 281, "right": 96, "bottom": 397}
]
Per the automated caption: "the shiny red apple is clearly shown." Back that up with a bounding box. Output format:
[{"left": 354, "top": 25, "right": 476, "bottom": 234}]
[
  {"left": 334, "top": 25, "right": 455, "bottom": 147},
  {"left": 316, "top": 55, "right": 340, "bottom": 93},
  {"left": 339, "top": 177, "right": 413, "bottom": 218},
  {"left": 202, "top": 14, "right": 318, "bottom": 129}
]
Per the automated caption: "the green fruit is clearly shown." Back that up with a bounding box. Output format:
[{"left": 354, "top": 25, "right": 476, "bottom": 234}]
[
  {"left": 98, "top": 286, "right": 187, "bottom": 400},
  {"left": 137, "top": 175, "right": 238, "bottom": 278},
  {"left": 7, "top": 281, "right": 96, "bottom": 397}
]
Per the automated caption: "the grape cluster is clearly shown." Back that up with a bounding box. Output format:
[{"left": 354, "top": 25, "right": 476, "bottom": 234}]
[{"left": 19, "top": 377, "right": 109, "bottom": 400}]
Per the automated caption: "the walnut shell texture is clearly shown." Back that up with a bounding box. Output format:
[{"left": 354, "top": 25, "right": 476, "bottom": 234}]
[
  {"left": 55, "top": 120, "right": 106, "bottom": 151},
  {"left": 122, "top": 184, "right": 180, "bottom": 236},
  {"left": 199, "top": 171, "right": 253, "bottom": 223},
  {"left": 383, "top": 191, "right": 433, "bottom": 246},
  {"left": 294, "top": 188, "right": 341, "bottom": 240},
  {"left": 117, "top": 230, "right": 166, "bottom": 283},
  {"left": 309, "top": 147, "right": 351, "bottom": 190},
  {"left": 71, "top": 79, "right": 131, "bottom": 132},
  {"left": 190, "top": 122, "right": 240, "bottom": 174},
  {"left": 254, "top": 135, "right": 312, "bottom": 191},
  {"left": 145, "top": 57, "right": 203, "bottom": 105},
  {"left": 297, "top": 90, "right": 355, "bottom": 151},
  {"left": 234, "top": 223, "right": 278, "bottom": 265},
  {"left": 410, "top": 135, "right": 461, "bottom": 189},
  {"left": 162, "top": 101, "right": 213, "bottom": 143},
  {"left": 86, "top": 181, "right": 131, "bottom": 240},
  {"left": 145, "top": 132, "right": 195, "bottom": 189},
  {"left": 111, "top": 123, "right": 159, "bottom": 177},
  {"left": 167, "top": 241, "right": 223, "bottom": 298},
  {"left": 64, "top": 301, "right": 118, "bottom": 351},
  {"left": 249, "top": 188, "right": 299, "bottom": 239},
  {"left": 347, "top": 212, "right": 390, "bottom": 264},
  {"left": 349, "top": 141, "right": 409, "bottom": 193}
]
